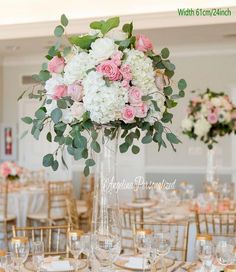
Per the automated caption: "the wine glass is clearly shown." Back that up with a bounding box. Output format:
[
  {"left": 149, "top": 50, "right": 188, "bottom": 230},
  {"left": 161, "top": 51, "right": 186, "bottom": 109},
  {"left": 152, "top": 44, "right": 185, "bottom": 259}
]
[
  {"left": 0, "top": 252, "right": 14, "bottom": 272},
  {"left": 153, "top": 232, "right": 171, "bottom": 272},
  {"left": 32, "top": 241, "right": 44, "bottom": 272},
  {"left": 81, "top": 233, "right": 92, "bottom": 270},
  {"left": 93, "top": 232, "right": 121, "bottom": 272},
  {"left": 196, "top": 234, "right": 213, "bottom": 272},
  {"left": 216, "top": 240, "right": 234, "bottom": 268},
  {"left": 10, "top": 237, "right": 29, "bottom": 271},
  {"left": 68, "top": 230, "right": 84, "bottom": 271},
  {"left": 135, "top": 229, "right": 152, "bottom": 272}
]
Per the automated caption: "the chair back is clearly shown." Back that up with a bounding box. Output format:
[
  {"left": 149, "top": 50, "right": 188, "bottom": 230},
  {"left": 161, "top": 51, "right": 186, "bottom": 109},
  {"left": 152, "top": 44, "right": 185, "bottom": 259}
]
[
  {"left": 196, "top": 211, "right": 236, "bottom": 238},
  {"left": 133, "top": 220, "right": 189, "bottom": 261},
  {"left": 66, "top": 198, "right": 79, "bottom": 229},
  {"left": 120, "top": 207, "right": 144, "bottom": 253},
  {"left": 12, "top": 224, "right": 70, "bottom": 256},
  {"left": 80, "top": 174, "right": 95, "bottom": 200},
  {"left": 48, "top": 181, "right": 73, "bottom": 220},
  {"left": 132, "top": 182, "right": 150, "bottom": 203}
]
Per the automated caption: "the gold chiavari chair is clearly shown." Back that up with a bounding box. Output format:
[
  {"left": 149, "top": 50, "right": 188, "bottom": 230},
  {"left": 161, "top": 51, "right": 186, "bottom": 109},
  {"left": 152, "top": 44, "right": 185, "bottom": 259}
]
[
  {"left": 27, "top": 180, "right": 73, "bottom": 226},
  {"left": 120, "top": 206, "right": 144, "bottom": 253},
  {"left": 0, "top": 178, "right": 16, "bottom": 248},
  {"left": 66, "top": 198, "right": 80, "bottom": 230},
  {"left": 80, "top": 174, "right": 95, "bottom": 201},
  {"left": 79, "top": 191, "right": 93, "bottom": 232},
  {"left": 12, "top": 224, "right": 70, "bottom": 257},
  {"left": 196, "top": 211, "right": 236, "bottom": 238},
  {"left": 133, "top": 221, "right": 189, "bottom": 261}
]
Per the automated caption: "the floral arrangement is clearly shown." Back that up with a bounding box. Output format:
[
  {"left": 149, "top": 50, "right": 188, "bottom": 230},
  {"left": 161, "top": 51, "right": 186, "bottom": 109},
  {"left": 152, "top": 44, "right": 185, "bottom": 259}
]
[
  {"left": 0, "top": 161, "right": 22, "bottom": 181},
  {"left": 182, "top": 89, "right": 236, "bottom": 149},
  {"left": 19, "top": 15, "right": 187, "bottom": 176}
]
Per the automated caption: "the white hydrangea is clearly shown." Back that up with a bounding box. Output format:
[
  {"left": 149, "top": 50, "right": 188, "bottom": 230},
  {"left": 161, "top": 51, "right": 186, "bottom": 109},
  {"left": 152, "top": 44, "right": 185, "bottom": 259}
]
[
  {"left": 106, "top": 30, "right": 128, "bottom": 41},
  {"left": 82, "top": 71, "right": 128, "bottom": 124},
  {"left": 45, "top": 75, "right": 64, "bottom": 98},
  {"left": 64, "top": 52, "right": 96, "bottom": 84},
  {"left": 61, "top": 108, "right": 74, "bottom": 124},
  {"left": 124, "top": 48, "right": 156, "bottom": 95},
  {"left": 194, "top": 118, "right": 211, "bottom": 138},
  {"left": 181, "top": 117, "right": 193, "bottom": 131}
]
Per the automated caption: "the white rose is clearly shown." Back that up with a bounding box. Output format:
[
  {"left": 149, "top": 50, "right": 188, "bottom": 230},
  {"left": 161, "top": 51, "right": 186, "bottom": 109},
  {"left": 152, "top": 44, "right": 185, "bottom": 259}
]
[
  {"left": 194, "top": 118, "right": 211, "bottom": 138},
  {"left": 45, "top": 75, "right": 64, "bottom": 98},
  {"left": 45, "top": 100, "right": 57, "bottom": 115},
  {"left": 181, "top": 117, "right": 193, "bottom": 131},
  {"left": 211, "top": 97, "right": 221, "bottom": 107},
  {"left": 90, "top": 38, "right": 117, "bottom": 62},
  {"left": 71, "top": 102, "right": 85, "bottom": 120},
  {"left": 106, "top": 30, "right": 128, "bottom": 41},
  {"left": 219, "top": 110, "right": 231, "bottom": 123}
]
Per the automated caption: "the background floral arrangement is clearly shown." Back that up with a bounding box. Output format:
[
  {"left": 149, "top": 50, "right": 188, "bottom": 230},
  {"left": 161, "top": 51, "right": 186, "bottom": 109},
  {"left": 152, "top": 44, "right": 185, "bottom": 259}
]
[
  {"left": 0, "top": 161, "right": 22, "bottom": 181},
  {"left": 182, "top": 88, "right": 236, "bottom": 149},
  {"left": 20, "top": 15, "right": 187, "bottom": 175}
]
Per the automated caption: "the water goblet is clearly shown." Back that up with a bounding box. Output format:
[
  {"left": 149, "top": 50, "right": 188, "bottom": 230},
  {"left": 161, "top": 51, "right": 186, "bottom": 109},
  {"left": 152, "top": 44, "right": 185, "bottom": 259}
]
[
  {"left": 216, "top": 240, "right": 234, "bottom": 268},
  {"left": 196, "top": 234, "right": 214, "bottom": 272},
  {"left": 10, "top": 237, "right": 29, "bottom": 271},
  {"left": 32, "top": 241, "right": 44, "bottom": 272},
  {"left": 135, "top": 229, "right": 152, "bottom": 272},
  {"left": 68, "top": 230, "right": 84, "bottom": 271},
  {"left": 153, "top": 232, "right": 171, "bottom": 272}
]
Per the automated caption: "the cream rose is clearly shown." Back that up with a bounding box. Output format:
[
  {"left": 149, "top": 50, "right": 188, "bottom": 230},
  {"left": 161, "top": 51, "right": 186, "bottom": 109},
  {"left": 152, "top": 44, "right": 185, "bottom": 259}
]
[
  {"left": 181, "top": 117, "right": 193, "bottom": 131},
  {"left": 90, "top": 38, "right": 117, "bottom": 62},
  {"left": 194, "top": 118, "right": 211, "bottom": 138}
]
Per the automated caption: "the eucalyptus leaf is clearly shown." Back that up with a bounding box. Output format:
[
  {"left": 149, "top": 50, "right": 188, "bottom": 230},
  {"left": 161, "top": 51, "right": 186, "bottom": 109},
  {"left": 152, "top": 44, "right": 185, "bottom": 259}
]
[
  {"left": 43, "top": 154, "right": 54, "bottom": 167},
  {"left": 51, "top": 108, "right": 62, "bottom": 123},
  {"left": 54, "top": 25, "right": 64, "bottom": 37},
  {"left": 21, "top": 116, "right": 33, "bottom": 124},
  {"left": 61, "top": 14, "right": 68, "bottom": 27}
]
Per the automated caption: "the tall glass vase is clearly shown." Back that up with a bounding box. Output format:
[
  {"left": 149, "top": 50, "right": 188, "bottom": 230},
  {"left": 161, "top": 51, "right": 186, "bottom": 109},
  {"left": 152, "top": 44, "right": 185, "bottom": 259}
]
[
  {"left": 91, "top": 128, "right": 121, "bottom": 272},
  {"left": 206, "top": 148, "right": 216, "bottom": 184}
]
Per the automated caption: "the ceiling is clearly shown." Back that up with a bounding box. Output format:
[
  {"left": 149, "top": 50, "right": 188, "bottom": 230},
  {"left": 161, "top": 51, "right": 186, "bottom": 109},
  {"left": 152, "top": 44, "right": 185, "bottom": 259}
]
[{"left": 1, "top": 22, "right": 236, "bottom": 60}]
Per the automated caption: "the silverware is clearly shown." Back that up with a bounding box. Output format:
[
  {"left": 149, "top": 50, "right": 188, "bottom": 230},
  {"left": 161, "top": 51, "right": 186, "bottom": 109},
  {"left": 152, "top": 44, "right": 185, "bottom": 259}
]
[{"left": 171, "top": 262, "right": 185, "bottom": 272}]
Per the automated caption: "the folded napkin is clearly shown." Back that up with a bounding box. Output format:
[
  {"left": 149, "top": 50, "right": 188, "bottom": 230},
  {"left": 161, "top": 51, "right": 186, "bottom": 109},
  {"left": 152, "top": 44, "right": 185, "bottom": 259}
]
[
  {"left": 42, "top": 260, "right": 73, "bottom": 271},
  {"left": 120, "top": 256, "right": 149, "bottom": 270}
]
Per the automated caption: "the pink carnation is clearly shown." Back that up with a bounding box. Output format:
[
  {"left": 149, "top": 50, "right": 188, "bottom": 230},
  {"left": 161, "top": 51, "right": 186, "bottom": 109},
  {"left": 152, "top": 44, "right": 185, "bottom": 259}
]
[
  {"left": 122, "top": 105, "right": 136, "bottom": 123},
  {"left": 128, "top": 87, "right": 143, "bottom": 105},
  {"left": 120, "top": 64, "right": 132, "bottom": 81},
  {"left": 48, "top": 56, "right": 65, "bottom": 74},
  {"left": 96, "top": 60, "right": 121, "bottom": 81},
  {"left": 135, "top": 34, "right": 153, "bottom": 52},
  {"left": 207, "top": 112, "right": 218, "bottom": 124},
  {"left": 53, "top": 85, "right": 68, "bottom": 100},
  {"left": 68, "top": 82, "right": 83, "bottom": 102},
  {"left": 135, "top": 103, "right": 149, "bottom": 118}
]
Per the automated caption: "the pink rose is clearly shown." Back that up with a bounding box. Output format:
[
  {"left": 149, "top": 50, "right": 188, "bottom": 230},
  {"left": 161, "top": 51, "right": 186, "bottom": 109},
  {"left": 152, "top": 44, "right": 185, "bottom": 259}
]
[
  {"left": 53, "top": 85, "right": 68, "bottom": 100},
  {"left": 128, "top": 87, "right": 143, "bottom": 105},
  {"left": 96, "top": 60, "right": 121, "bottom": 81},
  {"left": 120, "top": 64, "right": 132, "bottom": 81},
  {"left": 111, "top": 51, "right": 123, "bottom": 66},
  {"left": 135, "top": 103, "right": 149, "bottom": 118},
  {"left": 135, "top": 34, "right": 153, "bottom": 52},
  {"left": 122, "top": 105, "right": 136, "bottom": 123},
  {"left": 71, "top": 102, "right": 85, "bottom": 120},
  {"left": 68, "top": 82, "right": 83, "bottom": 101},
  {"left": 207, "top": 112, "right": 218, "bottom": 124},
  {"left": 48, "top": 56, "right": 65, "bottom": 74},
  {"left": 121, "top": 80, "right": 130, "bottom": 88}
]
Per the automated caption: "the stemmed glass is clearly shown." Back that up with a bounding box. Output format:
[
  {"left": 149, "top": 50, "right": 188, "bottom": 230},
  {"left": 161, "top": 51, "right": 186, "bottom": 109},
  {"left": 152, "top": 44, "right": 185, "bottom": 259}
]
[
  {"left": 135, "top": 229, "right": 152, "bottom": 272},
  {"left": 32, "top": 241, "right": 44, "bottom": 272},
  {"left": 216, "top": 240, "right": 234, "bottom": 268},
  {"left": 68, "top": 230, "right": 84, "bottom": 271},
  {"left": 81, "top": 233, "right": 92, "bottom": 270},
  {"left": 153, "top": 232, "right": 171, "bottom": 272},
  {"left": 196, "top": 234, "right": 214, "bottom": 272},
  {"left": 0, "top": 252, "right": 14, "bottom": 272},
  {"left": 10, "top": 237, "right": 29, "bottom": 271}
]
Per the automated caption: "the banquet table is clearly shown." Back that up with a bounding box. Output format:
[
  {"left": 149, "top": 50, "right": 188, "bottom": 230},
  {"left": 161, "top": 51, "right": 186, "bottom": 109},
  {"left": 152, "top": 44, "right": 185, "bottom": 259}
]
[{"left": 7, "top": 186, "right": 47, "bottom": 226}]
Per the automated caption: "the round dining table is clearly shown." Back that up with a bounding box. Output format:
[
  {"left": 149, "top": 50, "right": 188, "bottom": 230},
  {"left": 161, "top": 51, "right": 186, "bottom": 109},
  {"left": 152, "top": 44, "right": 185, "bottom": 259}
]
[{"left": 7, "top": 186, "right": 47, "bottom": 227}]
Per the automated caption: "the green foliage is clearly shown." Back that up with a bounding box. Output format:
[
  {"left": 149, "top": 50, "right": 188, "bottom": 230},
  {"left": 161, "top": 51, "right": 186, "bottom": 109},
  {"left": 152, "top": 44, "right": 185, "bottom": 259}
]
[
  {"left": 69, "top": 35, "right": 97, "bottom": 50},
  {"left": 21, "top": 116, "right": 33, "bottom": 124},
  {"left": 61, "top": 14, "right": 68, "bottom": 27},
  {"left": 54, "top": 25, "right": 64, "bottom": 37}
]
